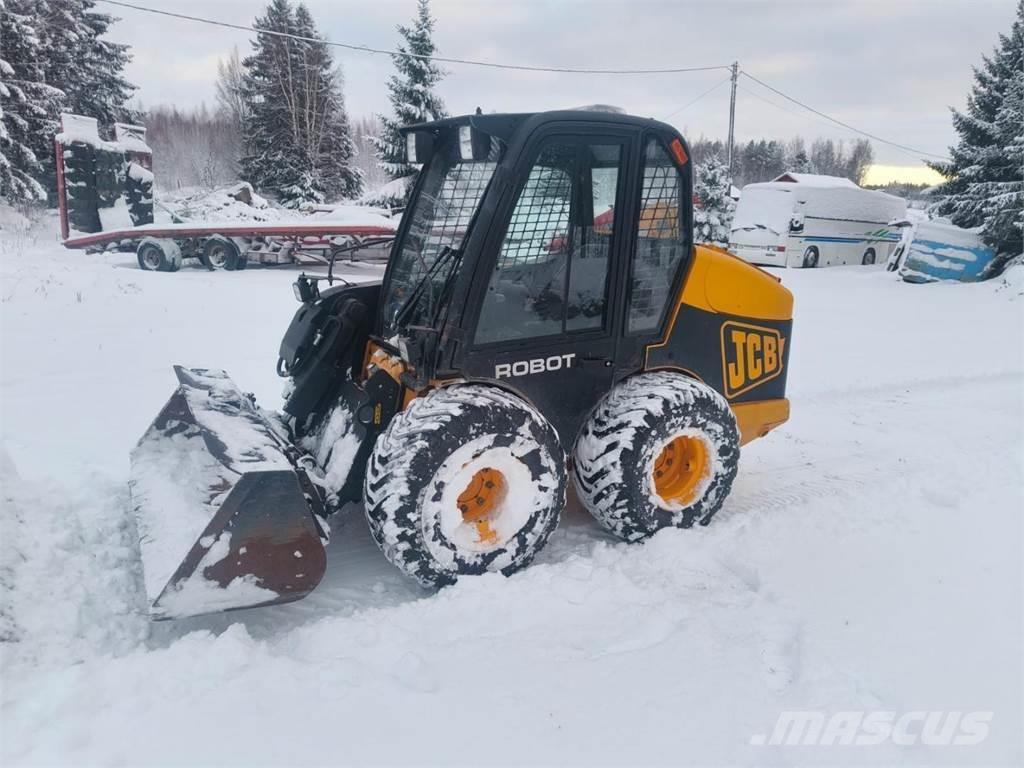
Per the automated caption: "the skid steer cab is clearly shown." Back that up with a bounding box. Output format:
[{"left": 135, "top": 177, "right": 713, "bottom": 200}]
[{"left": 130, "top": 110, "right": 793, "bottom": 619}]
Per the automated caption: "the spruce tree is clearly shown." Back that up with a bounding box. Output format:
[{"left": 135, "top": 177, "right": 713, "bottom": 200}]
[
  {"left": 372, "top": 0, "right": 446, "bottom": 199},
  {"left": 0, "top": 0, "right": 64, "bottom": 204},
  {"left": 693, "top": 153, "right": 735, "bottom": 246},
  {"left": 292, "top": 3, "right": 362, "bottom": 202},
  {"left": 241, "top": 0, "right": 362, "bottom": 206},
  {"left": 790, "top": 150, "right": 812, "bottom": 174},
  {"left": 31, "top": 0, "right": 139, "bottom": 203},
  {"left": 240, "top": 0, "right": 302, "bottom": 196},
  {"left": 39, "top": 0, "right": 138, "bottom": 127},
  {"left": 930, "top": 0, "right": 1023, "bottom": 257}
]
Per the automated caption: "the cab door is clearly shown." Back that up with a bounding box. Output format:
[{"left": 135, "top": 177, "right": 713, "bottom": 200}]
[{"left": 459, "top": 130, "right": 635, "bottom": 446}]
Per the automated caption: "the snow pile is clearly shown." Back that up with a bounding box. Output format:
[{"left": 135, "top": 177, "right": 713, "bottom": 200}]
[
  {"left": 359, "top": 176, "right": 412, "bottom": 209},
  {"left": 1, "top": 221, "right": 1022, "bottom": 765},
  {"left": 0, "top": 205, "right": 32, "bottom": 233},
  {"left": 158, "top": 183, "right": 282, "bottom": 225}
]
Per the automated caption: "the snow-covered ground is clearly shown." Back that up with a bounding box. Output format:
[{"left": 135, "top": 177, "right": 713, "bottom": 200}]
[{"left": 1, "top": 212, "right": 1022, "bottom": 766}]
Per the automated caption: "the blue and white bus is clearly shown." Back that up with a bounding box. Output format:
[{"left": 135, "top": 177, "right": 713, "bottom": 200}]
[{"left": 729, "top": 177, "right": 906, "bottom": 268}]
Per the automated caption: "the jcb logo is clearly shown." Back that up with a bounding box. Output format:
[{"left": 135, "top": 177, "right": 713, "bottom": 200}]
[{"left": 721, "top": 321, "right": 785, "bottom": 398}]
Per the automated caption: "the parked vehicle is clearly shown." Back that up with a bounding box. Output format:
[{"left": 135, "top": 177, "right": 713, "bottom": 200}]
[
  {"left": 54, "top": 113, "right": 396, "bottom": 270},
  {"left": 129, "top": 110, "right": 795, "bottom": 619},
  {"left": 887, "top": 219, "right": 999, "bottom": 282},
  {"left": 729, "top": 177, "right": 906, "bottom": 268}
]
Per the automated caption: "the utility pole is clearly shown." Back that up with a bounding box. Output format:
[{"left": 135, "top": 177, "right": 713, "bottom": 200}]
[{"left": 727, "top": 61, "right": 738, "bottom": 182}]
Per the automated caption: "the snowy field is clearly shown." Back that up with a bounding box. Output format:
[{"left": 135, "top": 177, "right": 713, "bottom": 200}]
[{"left": 1, "top": 214, "right": 1022, "bottom": 766}]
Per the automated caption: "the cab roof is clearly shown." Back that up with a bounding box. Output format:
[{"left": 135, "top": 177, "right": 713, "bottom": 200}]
[{"left": 402, "top": 110, "right": 681, "bottom": 143}]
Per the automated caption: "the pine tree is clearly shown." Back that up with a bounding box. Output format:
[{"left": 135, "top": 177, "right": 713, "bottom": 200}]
[
  {"left": 372, "top": 0, "right": 446, "bottom": 200},
  {"left": 291, "top": 4, "right": 361, "bottom": 202},
  {"left": 790, "top": 150, "right": 812, "bottom": 173},
  {"left": 929, "top": 0, "right": 1023, "bottom": 257},
  {"left": 39, "top": 0, "right": 138, "bottom": 126},
  {"left": 0, "top": 0, "right": 64, "bottom": 204},
  {"left": 30, "top": 0, "right": 139, "bottom": 203},
  {"left": 240, "top": 0, "right": 362, "bottom": 206},
  {"left": 240, "top": 0, "right": 303, "bottom": 196},
  {"left": 694, "top": 153, "right": 735, "bottom": 246}
]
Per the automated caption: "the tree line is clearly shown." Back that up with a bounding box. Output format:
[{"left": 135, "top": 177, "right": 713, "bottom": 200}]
[
  {"left": 688, "top": 136, "right": 875, "bottom": 188},
  {"left": 2, "top": 0, "right": 1019, "bottom": 258}
]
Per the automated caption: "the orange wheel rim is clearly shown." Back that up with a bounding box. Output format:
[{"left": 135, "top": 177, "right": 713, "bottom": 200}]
[
  {"left": 457, "top": 467, "right": 507, "bottom": 545},
  {"left": 653, "top": 435, "right": 708, "bottom": 506}
]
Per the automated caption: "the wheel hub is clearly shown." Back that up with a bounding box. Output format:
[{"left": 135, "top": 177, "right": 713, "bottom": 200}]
[
  {"left": 208, "top": 246, "right": 228, "bottom": 268},
  {"left": 142, "top": 248, "right": 161, "bottom": 269},
  {"left": 456, "top": 467, "right": 508, "bottom": 546},
  {"left": 652, "top": 434, "right": 709, "bottom": 506}
]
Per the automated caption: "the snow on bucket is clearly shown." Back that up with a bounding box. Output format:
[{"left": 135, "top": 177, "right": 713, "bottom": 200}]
[{"left": 129, "top": 367, "right": 326, "bottom": 619}]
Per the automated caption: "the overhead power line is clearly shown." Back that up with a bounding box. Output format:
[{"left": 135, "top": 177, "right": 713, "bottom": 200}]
[
  {"left": 739, "top": 71, "right": 951, "bottom": 162},
  {"left": 662, "top": 76, "right": 732, "bottom": 120},
  {"left": 96, "top": 0, "right": 732, "bottom": 76}
]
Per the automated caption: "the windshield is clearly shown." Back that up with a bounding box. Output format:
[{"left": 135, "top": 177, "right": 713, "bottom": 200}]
[{"left": 381, "top": 134, "right": 499, "bottom": 337}]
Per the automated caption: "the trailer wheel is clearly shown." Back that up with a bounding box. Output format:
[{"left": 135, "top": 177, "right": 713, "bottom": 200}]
[
  {"left": 574, "top": 372, "right": 740, "bottom": 542},
  {"left": 136, "top": 237, "right": 181, "bottom": 272},
  {"left": 364, "top": 385, "right": 566, "bottom": 587},
  {"left": 862, "top": 247, "right": 876, "bottom": 265},
  {"left": 801, "top": 246, "right": 819, "bottom": 268},
  {"left": 200, "top": 236, "right": 240, "bottom": 270}
]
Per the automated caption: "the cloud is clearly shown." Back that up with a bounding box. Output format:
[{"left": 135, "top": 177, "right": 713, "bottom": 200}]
[{"left": 106, "top": 0, "right": 1017, "bottom": 169}]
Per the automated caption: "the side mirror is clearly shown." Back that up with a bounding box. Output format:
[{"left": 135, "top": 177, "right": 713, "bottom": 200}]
[{"left": 789, "top": 214, "right": 804, "bottom": 234}]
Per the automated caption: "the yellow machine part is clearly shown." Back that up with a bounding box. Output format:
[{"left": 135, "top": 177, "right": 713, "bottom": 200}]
[
  {"left": 648, "top": 244, "right": 793, "bottom": 446},
  {"left": 681, "top": 244, "right": 793, "bottom": 321}
]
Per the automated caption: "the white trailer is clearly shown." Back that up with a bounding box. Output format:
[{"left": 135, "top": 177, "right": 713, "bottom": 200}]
[{"left": 729, "top": 179, "right": 907, "bottom": 268}]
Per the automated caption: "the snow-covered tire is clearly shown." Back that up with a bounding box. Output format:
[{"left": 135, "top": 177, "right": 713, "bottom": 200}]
[
  {"left": 364, "top": 385, "right": 566, "bottom": 587},
  {"left": 802, "top": 246, "right": 819, "bottom": 268},
  {"left": 862, "top": 247, "right": 876, "bottom": 265},
  {"left": 200, "top": 235, "right": 240, "bottom": 271},
  {"left": 136, "top": 237, "right": 180, "bottom": 272},
  {"left": 574, "top": 372, "right": 740, "bottom": 542}
]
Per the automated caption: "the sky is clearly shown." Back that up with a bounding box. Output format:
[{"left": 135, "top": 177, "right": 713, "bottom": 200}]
[{"left": 105, "top": 0, "right": 1018, "bottom": 184}]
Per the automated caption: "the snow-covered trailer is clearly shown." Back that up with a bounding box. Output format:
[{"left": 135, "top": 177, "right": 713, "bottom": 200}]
[
  {"left": 54, "top": 113, "right": 397, "bottom": 271},
  {"left": 887, "top": 219, "right": 998, "bottom": 283},
  {"left": 729, "top": 180, "right": 906, "bottom": 268}
]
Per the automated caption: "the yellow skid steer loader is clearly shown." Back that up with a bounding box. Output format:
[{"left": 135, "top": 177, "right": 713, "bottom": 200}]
[{"left": 130, "top": 110, "right": 793, "bottom": 619}]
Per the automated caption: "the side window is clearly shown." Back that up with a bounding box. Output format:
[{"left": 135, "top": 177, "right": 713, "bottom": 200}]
[
  {"left": 627, "top": 139, "right": 689, "bottom": 334},
  {"left": 476, "top": 140, "right": 621, "bottom": 345}
]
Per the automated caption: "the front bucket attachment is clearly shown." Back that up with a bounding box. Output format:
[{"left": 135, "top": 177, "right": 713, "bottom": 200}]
[{"left": 130, "top": 366, "right": 327, "bottom": 620}]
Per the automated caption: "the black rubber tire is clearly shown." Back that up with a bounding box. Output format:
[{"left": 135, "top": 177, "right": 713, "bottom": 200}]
[
  {"left": 574, "top": 372, "right": 740, "bottom": 542},
  {"left": 137, "top": 240, "right": 168, "bottom": 271},
  {"left": 137, "top": 237, "right": 181, "bottom": 272},
  {"left": 802, "top": 246, "right": 819, "bottom": 268},
  {"left": 862, "top": 247, "right": 876, "bottom": 265},
  {"left": 200, "top": 235, "right": 240, "bottom": 271},
  {"left": 364, "top": 385, "right": 566, "bottom": 587}
]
